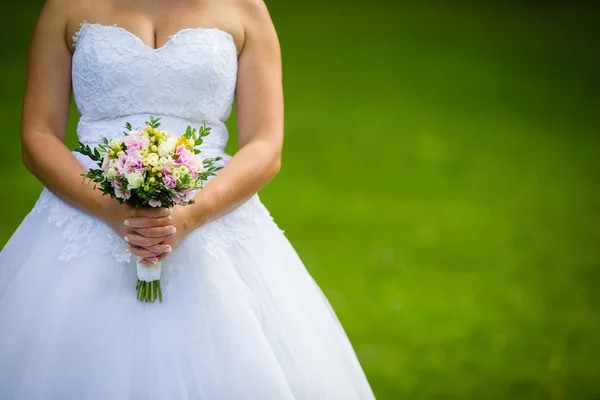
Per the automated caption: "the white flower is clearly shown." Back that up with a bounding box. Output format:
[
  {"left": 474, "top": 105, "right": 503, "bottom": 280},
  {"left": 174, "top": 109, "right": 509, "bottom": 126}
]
[
  {"left": 147, "top": 153, "right": 159, "bottom": 164},
  {"left": 173, "top": 170, "right": 181, "bottom": 180},
  {"left": 192, "top": 157, "right": 205, "bottom": 173},
  {"left": 109, "top": 138, "right": 123, "bottom": 149},
  {"left": 126, "top": 172, "right": 145, "bottom": 189},
  {"left": 158, "top": 137, "right": 178, "bottom": 157},
  {"left": 105, "top": 166, "right": 118, "bottom": 179}
]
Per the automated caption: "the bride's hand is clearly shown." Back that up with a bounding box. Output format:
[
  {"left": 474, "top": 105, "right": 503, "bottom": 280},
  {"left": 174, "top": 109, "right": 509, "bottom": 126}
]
[
  {"left": 100, "top": 202, "right": 176, "bottom": 263},
  {"left": 125, "top": 205, "right": 193, "bottom": 265}
]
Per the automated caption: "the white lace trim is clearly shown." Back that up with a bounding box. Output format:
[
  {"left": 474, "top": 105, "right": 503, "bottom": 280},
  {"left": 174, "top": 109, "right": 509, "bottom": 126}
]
[
  {"left": 33, "top": 189, "right": 132, "bottom": 263},
  {"left": 32, "top": 189, "right": 279, "bottom": 265}
]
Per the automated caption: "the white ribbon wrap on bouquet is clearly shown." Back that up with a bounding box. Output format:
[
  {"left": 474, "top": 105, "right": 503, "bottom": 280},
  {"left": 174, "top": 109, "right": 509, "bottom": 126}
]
[{"left": 136, "top": 258, "right": 162, "bottom": 282}]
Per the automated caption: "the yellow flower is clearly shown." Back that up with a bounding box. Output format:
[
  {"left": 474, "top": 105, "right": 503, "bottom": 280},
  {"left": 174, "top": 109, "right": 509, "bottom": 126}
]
[{"left": 176, "top": 137, "right": 195, "bottom": 150}]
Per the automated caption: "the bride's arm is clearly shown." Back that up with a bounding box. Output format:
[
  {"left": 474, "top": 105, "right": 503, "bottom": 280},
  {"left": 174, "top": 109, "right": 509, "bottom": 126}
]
[
  {"left": 22, "top": 0, "right": 107, "bottom": 216},
  {"left": 22, "top": 0, "right": 173, "bottom": 260},
  {"left": 189, "top": 0, "right": 284, "bottom": 228}
]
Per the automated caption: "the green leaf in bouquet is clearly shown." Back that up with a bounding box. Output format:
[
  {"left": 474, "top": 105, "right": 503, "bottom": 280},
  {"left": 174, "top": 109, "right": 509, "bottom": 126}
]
[
  {"left": 146, "top": 116, "right": 162, "bottom": 129},
  {"left": 74, "top": 142, "right": 103, "bottom": 163},
  {"left": 200, "top": 125, "right": 212, "bottom": 137}
]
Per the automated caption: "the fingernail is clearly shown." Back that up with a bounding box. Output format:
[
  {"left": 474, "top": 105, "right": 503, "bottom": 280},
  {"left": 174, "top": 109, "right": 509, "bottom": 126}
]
[
  {"left": 169, "top": 227, "right": 177, "bottom": 234},
  {"left": 124, "top": 220, "right": 130, "bottom": 226},
  {"left": 165, "top": 246, "right": 172, "bottom": 253},
  {"left": 124, "top": 236, "right": 130, "bottom": 242}
]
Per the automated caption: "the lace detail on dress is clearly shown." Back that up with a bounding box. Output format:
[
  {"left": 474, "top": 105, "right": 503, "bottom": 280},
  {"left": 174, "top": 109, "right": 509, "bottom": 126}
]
[
  {"left": 187, "top": 196, "right": 280, "bottom": 259},
  {"left": 33, "top": 189, "right": 131, "bottom": 263},
  {"left": 31, "top": 189, "right": 280, "bottom": 266},
  {"left": 71, "top": 22, "right": 238, "bottom": 123}
]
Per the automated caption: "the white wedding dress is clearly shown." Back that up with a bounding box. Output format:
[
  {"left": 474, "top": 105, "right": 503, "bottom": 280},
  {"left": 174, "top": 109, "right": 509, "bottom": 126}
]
[{"left": 0, "top": 23, "right": 375, "bottom": 399}]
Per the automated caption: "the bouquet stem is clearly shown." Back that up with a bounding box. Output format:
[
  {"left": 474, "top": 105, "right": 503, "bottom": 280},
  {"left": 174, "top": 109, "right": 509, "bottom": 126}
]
[
  {"left": 136, "top": 259, "right": 163, "bottom": 303},
  {"left": 137, "top": 279, "right": 162, "bottom": 303}
]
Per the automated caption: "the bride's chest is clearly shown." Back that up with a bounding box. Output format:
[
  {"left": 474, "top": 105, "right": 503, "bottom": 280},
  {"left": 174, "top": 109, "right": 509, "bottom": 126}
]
[{"left": 72, "top": 23, "right": 238, "bottom": 94}]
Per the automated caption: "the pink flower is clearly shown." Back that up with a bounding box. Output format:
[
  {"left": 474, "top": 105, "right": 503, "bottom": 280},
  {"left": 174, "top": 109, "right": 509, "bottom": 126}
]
[
  {"left": 163, "top": 173, "right": 177, "bottom": 189},
  {"left": 115, "top": 188, "right": 131, "bottom": 200},
  {"left": 111, "top": 179, "right": 131, "bottom": 200},
  {"left": 174, "top": 145, "right": 200, "bottom": 177},
  {"left": 124, "top": 154, "right": 145, "bottom": 174},
  {"left": 123, "top": 134, "right": 149, "bottom": 152},
  {"left": 115, "top": 153, "right": 128, "bottom": 176},
  {"left": 102, "top": 156, "right": 111, "bottom": 170},
  {"left": 171, "top": 189, "right": 196, "bottom": 206},
  {"left": 175, "top": 145, "right": 194, "bottom": 165},
  {"left": 149, "top": 199, "right": 162, "bottom": 208}
]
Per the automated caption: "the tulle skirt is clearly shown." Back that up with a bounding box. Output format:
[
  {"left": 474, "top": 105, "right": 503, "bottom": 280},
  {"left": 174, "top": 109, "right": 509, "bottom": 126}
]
[{"left": 0, "top": 188, "right": 374, "bottom": 399}]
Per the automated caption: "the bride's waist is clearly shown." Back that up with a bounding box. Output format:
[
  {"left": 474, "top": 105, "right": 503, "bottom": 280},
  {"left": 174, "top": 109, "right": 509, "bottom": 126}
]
[{"left": 77, "top": 114, "right": 229, "bottom": 153}]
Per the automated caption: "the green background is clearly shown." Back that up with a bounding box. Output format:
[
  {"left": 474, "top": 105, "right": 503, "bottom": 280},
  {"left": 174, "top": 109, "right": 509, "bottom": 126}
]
[{"left": 1, "top": 1, "right": 599, "bottom": 398}]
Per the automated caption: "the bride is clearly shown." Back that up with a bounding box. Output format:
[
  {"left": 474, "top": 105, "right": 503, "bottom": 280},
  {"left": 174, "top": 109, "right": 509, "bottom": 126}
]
[{"left": 0, "top": 0, "right": 375, "bottom": 398}]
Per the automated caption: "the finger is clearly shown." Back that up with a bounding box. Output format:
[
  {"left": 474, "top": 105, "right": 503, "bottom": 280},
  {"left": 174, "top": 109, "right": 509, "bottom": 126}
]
[
  {"left": 134, "top": 208, "right": 172, "bottom": 218},
  {"left": 124, "top": 215, "right": 173, "bottom": 229},
  {"left": 143, "top": 243, "right": 172, "bottom": 255},
  {"left": 128, "top": 245, "right": 159, "bottom": 259},
  {"left": 139, "top": 257, "right": 159, "bottom": 265},
  {"left": 155, "top": 252, "right": 170, "bottom": 262},
  {"left": 132, "top": 226, "right": 177, "bottom": 238},
  {"left": 124, "top": 233, "right": 165, "bottom": 247}
]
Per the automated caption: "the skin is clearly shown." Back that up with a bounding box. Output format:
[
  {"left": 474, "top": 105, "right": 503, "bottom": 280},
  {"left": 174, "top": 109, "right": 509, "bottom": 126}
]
[{"left": 22, "top": 0, "right": 283, "bottom": 264}]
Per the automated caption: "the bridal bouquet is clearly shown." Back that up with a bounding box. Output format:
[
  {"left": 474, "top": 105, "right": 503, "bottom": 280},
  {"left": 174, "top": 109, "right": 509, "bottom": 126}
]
[{"left": 75, "top": 116, "right": 222, "bottom": 303}]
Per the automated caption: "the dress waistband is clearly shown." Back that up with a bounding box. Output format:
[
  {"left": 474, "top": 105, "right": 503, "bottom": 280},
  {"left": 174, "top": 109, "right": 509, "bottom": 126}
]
[{"left": 76, "top": 114, "right": 229, "bottom": 154}]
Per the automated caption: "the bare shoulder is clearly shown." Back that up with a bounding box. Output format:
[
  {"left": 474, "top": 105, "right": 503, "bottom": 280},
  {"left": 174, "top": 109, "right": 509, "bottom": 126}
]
[
  {"left": 234, "top": 0, "right": 270, "bottom": 15},
  {"left": 234, "top": 0, "right": 275, "bottom": 28},
  {"left": 226, "top": 0, "right": 278, "bottom": 53},
  {"left": 36, "top": 0, "right": 92, "bottom": 52}
]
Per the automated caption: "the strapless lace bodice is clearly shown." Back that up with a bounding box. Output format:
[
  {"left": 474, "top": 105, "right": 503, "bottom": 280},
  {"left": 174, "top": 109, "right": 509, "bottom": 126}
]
[{"left": 72, "top": 22, "right": 238, "bottom": 148}]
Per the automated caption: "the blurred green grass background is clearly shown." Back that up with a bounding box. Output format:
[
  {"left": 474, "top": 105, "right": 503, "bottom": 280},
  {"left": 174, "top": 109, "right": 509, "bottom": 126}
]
[{"left": 1, "top": 1, "right": 599, "bottom": 398}]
